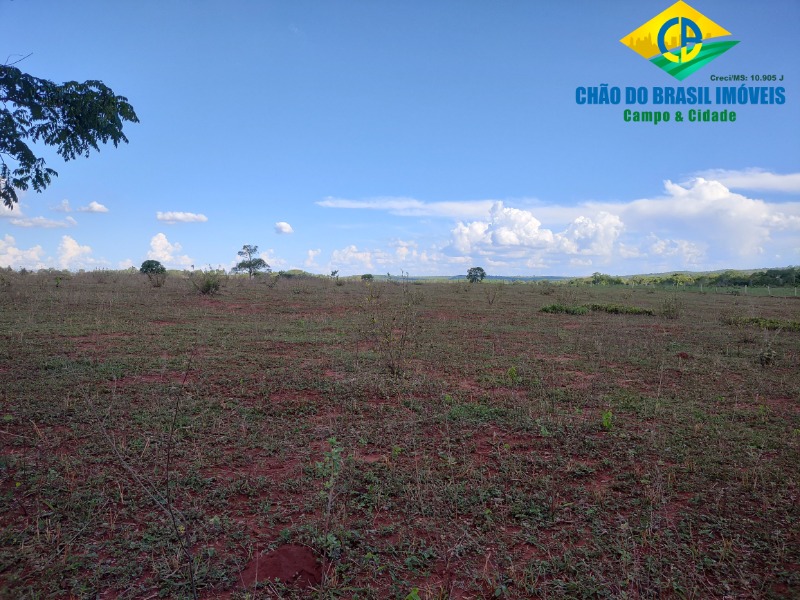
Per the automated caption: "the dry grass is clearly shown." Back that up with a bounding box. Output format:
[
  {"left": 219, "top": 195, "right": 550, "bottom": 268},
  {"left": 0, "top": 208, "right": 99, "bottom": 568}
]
[{"left": 0, "top": 271, "right": 798, "bottom": 598}]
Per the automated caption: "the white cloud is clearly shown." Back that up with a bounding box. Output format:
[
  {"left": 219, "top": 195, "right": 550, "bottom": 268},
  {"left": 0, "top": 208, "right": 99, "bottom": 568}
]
[
  {"left": 11, "top": 216, "right": 77, "bottom": 228},
  {"left": 78, "top": 201, "right": 109, "bottom": 213},
  {"left": 448, "top": 202, "right": 622, "bottom": 258},
  {"left": 318, "top": 196, "right": 496, "bottom": 219},
  {"left": 118, "top": 258, "right": 135, "bottom": 269},
  {"left": 52, "top": 199, "right": 109, "bottom": 213},
  {"left": 694, "top": 169, "right": 800, "bottom": 193},
  {"left": 307, "top": 171, "right": 800, "bottom": 276},
  {"left": 648, "top": 236, "right": 707, "bottom": 266},
  {"left": 274, "top": 221, "right": 294, "bottom": 234},
  {"left": 595, "top": 178, "right": 800, "bottom": 258},
  {"left": 156, "top": 211, "right": 208, "bottom": 224},
  {"left": 58, "top": 235, "right": 94, "bottom": 269},
  {"left": 330, "top": 245, "right": 376, "bottom": 269},
  {"left": 147, "top": 233, "right": 193, "bottom": 267},
  {"left": 259, "top": 248, "right": 285, "bottom": 269},
  {"left": 394, "top": 240, "right": 415, "bottom": 261},
  {"left": 0, "top": 235, "right": 46, "bottom": 269},
  {"left": 305, "top": 248, "right": 321, "bottom": 267},
  {"left": 558, "top": 212, "right": 624, "bottom": 256},
  {"left": 435, "top": 176, "right": 800, "bottom": 274}
]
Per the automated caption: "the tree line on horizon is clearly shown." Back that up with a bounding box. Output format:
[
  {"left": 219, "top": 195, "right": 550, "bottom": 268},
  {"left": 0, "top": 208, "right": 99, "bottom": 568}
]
[{"left": 575, "top": 267, "right": 799, "bottom": 288}]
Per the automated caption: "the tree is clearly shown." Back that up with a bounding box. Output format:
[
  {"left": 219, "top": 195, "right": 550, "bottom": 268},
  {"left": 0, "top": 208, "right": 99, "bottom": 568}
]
[
  {"left": 0, "top": 64, "right": 139, "bottom": 209},
  {"left": 233, "top": 244, "right": 270, "bottom": 279},
  {"left": 139, "top": 260, "right": 166, "bottom": 287},
  {"left": 467, "top": 266, "right": 486, "bottom": 283}
]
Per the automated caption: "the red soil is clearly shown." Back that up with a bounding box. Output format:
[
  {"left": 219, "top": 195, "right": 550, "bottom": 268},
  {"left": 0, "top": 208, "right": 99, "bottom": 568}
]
[{"left": 239, "top": 544, "right": 321, "bottom": 588}]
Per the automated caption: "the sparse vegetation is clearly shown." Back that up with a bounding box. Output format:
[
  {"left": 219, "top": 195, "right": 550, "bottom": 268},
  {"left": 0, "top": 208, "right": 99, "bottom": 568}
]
[
  {"left": 721, "top": 314, "right": 800, "bottom": 332},
  {"left": 0, "top": 272, "right": 797, "bottom": 598},
  {"left": 585, "top": 302, "right": 654, "bottom": 315},
  {"left": 540, "top": 303, "right": 589, "bottom": 315}
]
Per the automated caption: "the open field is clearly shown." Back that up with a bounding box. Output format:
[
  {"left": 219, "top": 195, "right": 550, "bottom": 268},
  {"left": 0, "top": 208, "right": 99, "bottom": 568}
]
[{"left": 1, "top": 271, "right": 798, "bottom": 599}]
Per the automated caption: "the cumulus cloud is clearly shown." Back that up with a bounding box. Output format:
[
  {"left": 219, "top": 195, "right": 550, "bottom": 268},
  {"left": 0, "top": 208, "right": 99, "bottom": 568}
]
[
  {"left": 694, "top": 169, "right": 800, "bottom": 193},
  {"left": 52, "top": 199, "right": 72, "bottom": 212},
  {"left": 318, "top": 196, "right": 496, "bottom": 219},
  {"left": 438, "top": 176, "right": 800, "bottom": 273},
  {"left": 118, "top": 258, "right": 135, "bottom": 269},
  {"left": 147, "top": 233, "right": 193, "bottom": 267},
  {"left": 78, "top": 201, "right": 109, "bottom": 213},
  {"left": 648, "top": 236, "right": 707, "bottom": 266},
  {"left": 274, "top": 221, "right": 294, "bottom": 234},
  {"left": 305, "top": 248, "right": 321, "bottom": 267},
  {"left": 331, "top": 245, "right": 374, "bottom": 269},
  {"left": 11, "top": 216, "right": 77, "bottom": 228},
  {"left": 0, "top": 235, "right": 46, "bottom": 269},
  {"left": 448, "top": 202, "right": 622, "bottom": 258},
  {"left": 156, "top": 211, "right": 208, "bottom": 224},
  {"left": 596, "top": 178, "right": 800, "bottom": 259},
  {"left": 313, "top": 170, "right": 799, "bottom": 276},
  {"left": 58, "top": 235, "right": 94, "bottom": 269},
  {"left": 259, "top": 248, "right": 286, "bottom": 269},
  {"left": 329, "top": 245, "right": 390, "bottom": 270}
]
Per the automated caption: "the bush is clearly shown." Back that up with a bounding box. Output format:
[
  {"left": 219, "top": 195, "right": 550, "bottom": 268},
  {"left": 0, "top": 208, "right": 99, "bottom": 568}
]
[
  {"left": 139, "top": 260, "right": 166, "bottom": 287},
  {"left": 586, "top": 303, "right": 654, "bottom": 316},
  {"left": 661, "top": 295, "right": 684, "bottom": 319},
  {"left": 189, "top": 268, "right": 224, "bottom": 295},
  {"left": 540, "top": 303, "right": 589, "bottom": 315}
]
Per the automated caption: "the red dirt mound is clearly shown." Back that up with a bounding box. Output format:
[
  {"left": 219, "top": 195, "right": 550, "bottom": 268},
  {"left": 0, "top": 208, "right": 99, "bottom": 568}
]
[{"left": 240, "top": 544, "right": 321, "bottom": 589}]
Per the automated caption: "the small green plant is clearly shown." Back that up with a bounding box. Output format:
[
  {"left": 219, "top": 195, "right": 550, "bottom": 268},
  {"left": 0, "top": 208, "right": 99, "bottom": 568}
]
[
  {"left": 506, "top": 365, "right": 521, "bottom": 385},
  {"left": 758, "top": 329, "right": 780, "bottom": 367},
  {"left": 316, "top": 437, "right": 344, "bottom": 488},
  {"left": 601, "top": 409, "right": 614, "bottom": 431},
  {"left": 139, "top": 259, "right": 167, "bottom": 287}
]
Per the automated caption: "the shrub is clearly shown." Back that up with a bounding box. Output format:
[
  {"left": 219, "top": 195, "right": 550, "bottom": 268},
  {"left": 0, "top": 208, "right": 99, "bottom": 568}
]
[
  {"left": 540, "top": 304, "right": 589, "bottom": 315},
  {"left": 189, "top": 268, "right": 224, "bottom": 295},
  {"left": 586, "top": 303, "right": 654, "bottom": 316},
  {"left": 139, "top": 260, "right": 167, "bottom": 287},
  {"left": 661, "top": 295, "right": 684, "bottom": 319}
]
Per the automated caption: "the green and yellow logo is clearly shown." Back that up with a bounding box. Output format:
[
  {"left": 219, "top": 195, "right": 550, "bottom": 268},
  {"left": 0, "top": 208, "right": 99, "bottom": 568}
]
[{"left": 620, "top": 1, "right": 739, "bottom": 80}]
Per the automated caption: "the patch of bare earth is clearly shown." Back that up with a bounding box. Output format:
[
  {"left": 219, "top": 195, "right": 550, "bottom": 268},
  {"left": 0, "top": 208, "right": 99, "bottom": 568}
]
[{"left": 239, "top": 544, "right": 322, "bottom": 589}]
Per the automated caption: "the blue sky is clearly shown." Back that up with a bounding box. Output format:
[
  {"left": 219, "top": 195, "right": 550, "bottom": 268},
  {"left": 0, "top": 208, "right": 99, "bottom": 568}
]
[{"left": 1, "top": 0, "right": 798, "bottom": 276}]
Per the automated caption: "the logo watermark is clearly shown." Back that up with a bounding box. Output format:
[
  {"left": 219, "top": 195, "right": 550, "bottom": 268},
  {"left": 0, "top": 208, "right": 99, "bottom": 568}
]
[{"left": 620, "top": 0, "right": 738, "bottom": 80}]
